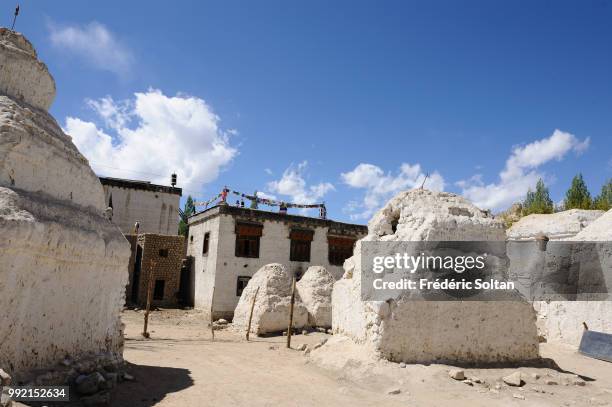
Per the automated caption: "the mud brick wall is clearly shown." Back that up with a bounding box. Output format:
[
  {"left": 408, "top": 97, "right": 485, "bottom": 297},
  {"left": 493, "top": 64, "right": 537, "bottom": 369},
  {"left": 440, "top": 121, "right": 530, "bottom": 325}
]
[{"left": 137, "top": 234, "right": 185, "bottom": 307}]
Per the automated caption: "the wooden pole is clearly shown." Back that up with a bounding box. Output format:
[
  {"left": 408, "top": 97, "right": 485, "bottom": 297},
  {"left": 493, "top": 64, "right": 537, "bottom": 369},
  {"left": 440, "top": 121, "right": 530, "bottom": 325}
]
[
  {"left": 142, "top": 260, "right": 155, "bottom": 338},
  {"left": 286, "top": 277, "right": 296, "bottom": 349},
  {"left": 11, "top": 5, "right": 19, "bottom": 31},
  {"left": 210, "top": 285, "right": 216, "bottom": 341},
  {"left": 246, "top": 286, "right": 260, "bottom": 341}
]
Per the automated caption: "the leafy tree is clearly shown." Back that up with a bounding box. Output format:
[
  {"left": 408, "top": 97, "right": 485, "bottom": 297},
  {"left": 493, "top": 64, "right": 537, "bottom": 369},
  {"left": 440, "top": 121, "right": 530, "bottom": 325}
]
[
  {"left": 178, "top": 195, "right": 196, "bottom": 236},
  {"left": 593, "top": 179, "right": 612, "bottom": 211},
  {"left": 522, "top": 178, "right": 553, "bottom": 215},
  {"left": 564, "top": 174, "right": 592, "bottom": 210}
]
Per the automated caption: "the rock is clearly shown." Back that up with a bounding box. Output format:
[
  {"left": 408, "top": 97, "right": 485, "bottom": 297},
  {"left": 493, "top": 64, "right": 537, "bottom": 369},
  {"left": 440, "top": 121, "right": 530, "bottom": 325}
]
[
  {"left": 449, "top": 369, "right": 465, "bottom": 380},
  {"left": 317, "top": 327, "right": 327, "bottom": 333},
  {"left": 0, "top": 369, "right": 11, "bottom": 386},
  {"left": 463, "top": 379, "right": 474, "bottom": 386},
  {"left": 573, "top": 377, "right": 586, "bottom": 386},
  {"left": 282, "top": 331, "right": 288, "bottom": 336},
  {"left": 503, "top": 372, "right": 523, "bottom": 387},
  {"left": 531, "top": 373, "right": 540, "bottom": 380},
  {"left": 80, "top": 391, "right": 111, "bottom": 407},
  {"left": 399, "top": 362, "right": 407, "bottom": 368},
  {"left": 296, "top": 266, "right": 334, "bottom": 328},
  {"left": 232, "top": 264, "right": 308, "bottom": 335},
  {"left": 470, "top": 376, "right": 483, "bottom": 384},
  {"left": 75, "top": 372, "right": 105, "bottom": 396},
  {"left": 296, "top": 344, "right": 307, "bottom": 351},
  {"left": 545, "top": 379, "right": 558, "bottom": 386},
  {"left": 101, "top": 372, "right": 118, "bottom": 390},
  {"left": 332, "top": 189, "right": 539, "bottom": 364},
  {"left": 512, "top": 393, "right": 525, "bottom": 400},
  {"left": 216, "top": 319, "right": 228, "bottom": 325},
  {"left": 302, "top": 330, "right": 308, "bottom": 336},
  {"left": 61, "top": 358, "right": 72, "bottom": 367},
  {"left": 122, "top": 373, "right": 135, "bottom": 381},
  {"left": 387, "top": 388, "right": 401, "bottom": 395},
  {"left": 326, "top": 329, "right": 333, "bottom": 334},
  {"left": 1, "top": 392, "right": 12, "bottom": 407}
]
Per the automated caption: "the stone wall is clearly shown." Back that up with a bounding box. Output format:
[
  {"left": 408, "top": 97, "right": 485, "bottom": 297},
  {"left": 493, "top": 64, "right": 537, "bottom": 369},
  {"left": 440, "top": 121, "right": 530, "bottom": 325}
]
[
  {"left": 134, "top": 234, "right": 185, "bottom": 307},
  {"left": 0, "top": 29, "right": 130, "bottom": 379}
]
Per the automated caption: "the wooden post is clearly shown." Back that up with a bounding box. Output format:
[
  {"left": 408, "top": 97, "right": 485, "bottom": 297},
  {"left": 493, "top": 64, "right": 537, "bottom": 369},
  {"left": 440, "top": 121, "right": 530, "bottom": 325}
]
[
  {"left": 142, "top": 260, "right": 155, "bottom": 338},
  {"left": 286, "top": 277, "right": 296, "bottom": 349},
  {"left": 210, "top": 285, "right": 216, "bottom": 341},
  {"left": 246, "top": 286, "right": 260, "bottom": 341}
]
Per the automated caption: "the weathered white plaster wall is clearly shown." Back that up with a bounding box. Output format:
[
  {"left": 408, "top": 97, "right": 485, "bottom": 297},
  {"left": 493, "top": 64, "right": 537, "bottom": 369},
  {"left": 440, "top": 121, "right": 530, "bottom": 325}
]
[
  {"left": 0, "top": 28, "right": 55, "bottom": 111},
  {"left": 187, "top": 215, "right": 221, "bottom": 316},
  {"left": 506, "top": 209, "right": 604, "bottom": 241},
  {"left": 102, "top": 184, "right": 180, "bottom": 235},
  {"left": 233, "top": 263, "right": 308, "bottom": 334},
  {"left": 506, "top": 209, "right": 612, "bottom": 348},
  {"left": 332, "top": 189, "right": 540, "bottom": 364},
  {"left": 0, "top": 29, "right": 130, "bottom": 379}
]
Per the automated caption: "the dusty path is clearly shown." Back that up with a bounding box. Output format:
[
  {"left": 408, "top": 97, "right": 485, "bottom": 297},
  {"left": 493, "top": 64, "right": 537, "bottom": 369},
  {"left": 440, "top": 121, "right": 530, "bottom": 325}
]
[
  {"left": 114, "top": 309, "right": 406, "bottom": 407},
  {"left": 114, "top": 309, "right": 612, "bottom": 407}
]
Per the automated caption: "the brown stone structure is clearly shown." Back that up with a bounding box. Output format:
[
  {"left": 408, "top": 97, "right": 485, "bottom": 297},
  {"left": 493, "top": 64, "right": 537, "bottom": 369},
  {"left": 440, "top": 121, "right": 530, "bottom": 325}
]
[{"left": 128, "top": 234, "right": 186, "bottom": 307}]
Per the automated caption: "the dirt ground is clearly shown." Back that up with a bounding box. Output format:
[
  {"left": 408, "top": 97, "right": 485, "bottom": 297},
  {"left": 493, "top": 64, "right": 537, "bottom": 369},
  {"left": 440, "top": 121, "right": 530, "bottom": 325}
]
[{"left": 113, "top": 309, "right": 612, "bottom": 407}]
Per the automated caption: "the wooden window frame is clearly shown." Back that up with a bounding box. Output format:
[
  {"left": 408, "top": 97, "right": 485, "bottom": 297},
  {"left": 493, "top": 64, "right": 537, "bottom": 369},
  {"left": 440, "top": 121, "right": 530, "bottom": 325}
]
[
  {"left": 235, "top": 222, "right": 263, "bottom": 258},
  {"left": 290, "top": 229, "right": 313, "bottom": 262},
  {"left": 328, "top": 236, "right": 356, "bottom": 266}
]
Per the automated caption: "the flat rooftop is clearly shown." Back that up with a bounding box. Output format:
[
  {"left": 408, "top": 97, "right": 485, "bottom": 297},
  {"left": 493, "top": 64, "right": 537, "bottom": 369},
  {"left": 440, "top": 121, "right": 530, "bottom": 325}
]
[
  {"left": 188, "top": 204, "right": 368, "bottom": 235},
  {"left": 99, "top": 176, "right": 182, "bottom": 196}
]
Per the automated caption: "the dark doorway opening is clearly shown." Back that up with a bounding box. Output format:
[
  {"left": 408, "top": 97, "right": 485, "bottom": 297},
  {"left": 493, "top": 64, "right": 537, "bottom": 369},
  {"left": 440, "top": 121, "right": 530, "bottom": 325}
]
[
  {"left": 131, "top": 244, "right": 143, "bottom": 303},
  {"left": 154, "top": 280, "right": 165, "bottom": 301}
]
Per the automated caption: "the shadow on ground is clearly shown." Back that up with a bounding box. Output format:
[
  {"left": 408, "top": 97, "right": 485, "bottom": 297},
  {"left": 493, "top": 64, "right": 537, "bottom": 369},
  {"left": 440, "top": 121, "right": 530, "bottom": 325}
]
[{"left": 111, "top": 362, "right": 193, "bottom": 407}]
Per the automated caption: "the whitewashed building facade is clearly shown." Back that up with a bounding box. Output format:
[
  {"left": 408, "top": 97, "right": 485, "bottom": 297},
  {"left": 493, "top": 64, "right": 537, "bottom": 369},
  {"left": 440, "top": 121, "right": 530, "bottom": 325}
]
[
  {"left": 187, "top": 204, "right": 367, "bottom": 320},
  {"left": 100, "top": 177, "right": 182, "bottom": 235}
]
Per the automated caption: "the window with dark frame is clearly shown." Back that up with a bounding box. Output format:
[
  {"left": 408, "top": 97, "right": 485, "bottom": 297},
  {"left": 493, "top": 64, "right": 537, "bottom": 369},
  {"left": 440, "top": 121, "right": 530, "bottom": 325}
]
[
  {"left": 328, "top": 236, "right": 356, "bottom": 266},
  {"left": 235, "top": 222, "right": 263, "bottom": 258},
  {"left": 158, "top": 248, "right": 169, "bottom": 258},
  {"left": 202, "top": 232, "right": 210, "bottom": 255},
  {"left": 153, "top": 279, "right": 165, "bottom": 300},
  {"left": 290, "top": 229, "right": 314, "bottom": 262},
  {"left": 236, "top": 276, "right": 251, "bottom": 296}
]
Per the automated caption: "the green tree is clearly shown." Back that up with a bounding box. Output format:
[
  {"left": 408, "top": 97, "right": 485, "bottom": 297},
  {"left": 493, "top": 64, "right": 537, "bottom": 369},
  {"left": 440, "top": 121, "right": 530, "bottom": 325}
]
[
  {"left": 522, "top": 178, "right": 554, "bottom": 215},
  {"left": 564, "top": 174, "right": 592, "bottom": 210},
  {"left": 178, "top": 195, "right": 196, "bottom": 236},
  {"left": 593, "top": 179, "right": 612, "bottom": 211}
]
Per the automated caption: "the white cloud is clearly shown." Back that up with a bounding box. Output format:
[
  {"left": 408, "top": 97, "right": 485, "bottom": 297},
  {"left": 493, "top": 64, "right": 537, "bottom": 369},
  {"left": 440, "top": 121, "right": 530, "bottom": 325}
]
[
  {"left": 267, "top": 161, "right": 334, "bottom": 206},
  {"left": 65, "top": 89, "right": 237, "bottom": 193},
  {"left": 341, "top": 163, "right": 445, "bottom": 220},
  {"left": 264, "top": 168, "right": 273, "bottom": 175},
  {"left": 48, "top": 20, "right": 134, "bottom": 76},
  {"left": 459, "top": 129, "right": 590, "bottom": 211}
]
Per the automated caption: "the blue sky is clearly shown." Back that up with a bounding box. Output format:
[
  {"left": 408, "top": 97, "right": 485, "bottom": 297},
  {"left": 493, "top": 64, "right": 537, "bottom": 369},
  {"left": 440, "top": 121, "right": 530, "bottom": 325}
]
[{"left": 12, "top": 0, "right": 612, "bottom": 222}]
